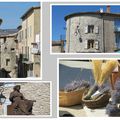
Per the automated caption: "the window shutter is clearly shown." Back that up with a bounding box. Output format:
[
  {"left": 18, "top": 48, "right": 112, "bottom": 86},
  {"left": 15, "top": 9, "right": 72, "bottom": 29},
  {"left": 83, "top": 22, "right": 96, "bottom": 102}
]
[
  {"left": 95, "top": 41, "right": 99, "bottom": 49},
  {"left": 95, "top": 26, "right": 99, "bottom": 33},
  {"left": 84, "top": 40, "right": 88, "bottom": 49},
  {"left": 85, "top": 26, "right": 88, "bottom": 33},
  {"left": 36, "top": 34, "right": 40, "bottom": 43}
]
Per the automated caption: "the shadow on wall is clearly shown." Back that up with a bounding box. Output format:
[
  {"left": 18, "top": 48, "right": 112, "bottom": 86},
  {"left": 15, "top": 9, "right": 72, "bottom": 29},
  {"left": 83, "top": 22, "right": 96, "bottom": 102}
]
[{"left": 59, "top": 64, "right": 94, "bottom": 90}]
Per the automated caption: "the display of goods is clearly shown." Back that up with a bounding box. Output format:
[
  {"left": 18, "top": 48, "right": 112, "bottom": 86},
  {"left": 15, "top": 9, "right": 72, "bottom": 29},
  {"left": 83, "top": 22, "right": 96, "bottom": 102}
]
[
  {"left": 92, "top": 60, "right": 102, "bottom": 83},
  {"left": 98, "top": 60, "right": 118, "bottom": 85},
  {"left": 84, "top": 83, "right": 110, "bottom": 100},
  {"left": 111, "top": 90, "right": 120, "bottom": 104},
  {"left": 111, "top": 73, "right": 120, "bottom": 90},
  {"left": 59, "top": 87, "right": 87, "bottom": 107},
  {"left": 64, "top": 80, "right": 90, "bottom": 92},
  {"left": 106, "top": 79, "right": 120, "bottom": 116},
  {"left": 114, "top": 79, "right": 120, "bottom": 90},
  {"left": 82, "top": 92, "right": 110, "bottom": 109},
  {"left": 106, "top": 103, "right": 120, "bottom": 116},
  {"left": 99, "top": 84, "right": 110, "bottom": 94}
]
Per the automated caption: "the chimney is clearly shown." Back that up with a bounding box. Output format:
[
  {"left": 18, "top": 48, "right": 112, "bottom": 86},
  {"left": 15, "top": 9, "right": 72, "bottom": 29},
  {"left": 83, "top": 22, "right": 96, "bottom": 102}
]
[{"left": 106, "top": 5, "right": 110, "bottom": 13}]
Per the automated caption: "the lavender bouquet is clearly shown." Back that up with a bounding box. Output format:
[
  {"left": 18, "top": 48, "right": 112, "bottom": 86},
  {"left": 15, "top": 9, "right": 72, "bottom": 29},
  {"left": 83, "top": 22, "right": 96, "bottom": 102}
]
[
  {"left": 106, "top": 79, "right": 120, "bottom": 116},
  {"left": 64, "top": 80, "right": 90, "bottom": 92}
]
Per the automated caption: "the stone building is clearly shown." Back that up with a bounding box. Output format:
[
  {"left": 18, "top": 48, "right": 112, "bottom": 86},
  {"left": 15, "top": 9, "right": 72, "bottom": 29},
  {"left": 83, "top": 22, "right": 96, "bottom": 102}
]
[
  {"left": 65, "top": 6, "right": 120, "bottom": 53},
  {"left": 0, "top": 82, "right": 50, "bottom": 115},
  {"left": 0, "top": 29, "right": 18, "bottom": 78},
  {"left": 17, "top": 6, "right": 40, "bottom": 77},
  {"left": 52, "top": 40, "right": 65, "bottom": 53}
]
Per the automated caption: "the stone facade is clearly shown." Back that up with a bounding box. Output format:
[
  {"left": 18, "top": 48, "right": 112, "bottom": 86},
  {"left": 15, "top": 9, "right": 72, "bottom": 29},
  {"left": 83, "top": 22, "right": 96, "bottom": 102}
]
[
  {"left": 65, "top": 13, "right": 119, "bottom": 53},
  {"left": 52, "top": 40, "right": 65, "bottom": 53},
  {"left": 17, "top": 6, "right": 40, "bottom": 77},
  {"left": 0, "top": 33, "right": 18, "bottom": 78},
  {"left": 52, "top": 45, "right": 62, "bottom": 53},
  {"left": 2, "top": 82, "right": 50, "bottom": 115}
]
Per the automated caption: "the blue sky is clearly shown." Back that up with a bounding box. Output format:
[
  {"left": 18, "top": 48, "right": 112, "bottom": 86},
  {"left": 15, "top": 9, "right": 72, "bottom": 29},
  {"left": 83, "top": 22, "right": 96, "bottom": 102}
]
[
  {"left": 52, "top": 5, "right": 120, "bottom": 40},
  {"left": 0, "top": 2, "right": 40, "bottom": 29}
]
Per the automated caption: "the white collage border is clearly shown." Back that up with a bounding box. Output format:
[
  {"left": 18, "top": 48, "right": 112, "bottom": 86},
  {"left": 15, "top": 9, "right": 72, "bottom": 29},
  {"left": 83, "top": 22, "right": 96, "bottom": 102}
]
[{"left": 0, "top": 0, "right": 120, "bottom": 119}]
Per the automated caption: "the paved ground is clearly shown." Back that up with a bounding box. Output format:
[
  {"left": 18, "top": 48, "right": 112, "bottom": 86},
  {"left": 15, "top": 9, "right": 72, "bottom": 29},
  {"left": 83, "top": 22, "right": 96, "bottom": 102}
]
[{"left": 59, "top": 105, "right": 108, "bottom": 117}]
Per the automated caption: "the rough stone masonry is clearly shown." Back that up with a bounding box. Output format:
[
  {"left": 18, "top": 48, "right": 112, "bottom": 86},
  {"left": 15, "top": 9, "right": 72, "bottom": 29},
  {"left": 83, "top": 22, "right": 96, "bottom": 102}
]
[{"left": 3, "top": 82, "right": 50, "bottom": 115}]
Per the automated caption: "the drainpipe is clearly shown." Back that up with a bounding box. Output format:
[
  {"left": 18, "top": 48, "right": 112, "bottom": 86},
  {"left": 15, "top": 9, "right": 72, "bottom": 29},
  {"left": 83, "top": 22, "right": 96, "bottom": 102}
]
[
  {"left": 0, "top": 19, "right": 3, "bottom": 69},
  {"left": 100, "top": 14, "right": 105, "bottom": 52},
  {"left": 102, "top": 16, "right": 105, "bottom": 52}
]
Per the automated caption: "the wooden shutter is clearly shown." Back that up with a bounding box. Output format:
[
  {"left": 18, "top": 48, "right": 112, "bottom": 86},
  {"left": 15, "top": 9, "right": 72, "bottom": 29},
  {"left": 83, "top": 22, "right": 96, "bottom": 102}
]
[
  {"left": 95, "top": 26, "right": 99, "bottom": 33},
  {"left": 85, "top": 26, "right": 88, "bottom": 33},
  {"left": 95, "top": 41, "right": 99, "bottom": 49},
  {"left": 84, "top": 40, "right": 88, "bottom": 49}
]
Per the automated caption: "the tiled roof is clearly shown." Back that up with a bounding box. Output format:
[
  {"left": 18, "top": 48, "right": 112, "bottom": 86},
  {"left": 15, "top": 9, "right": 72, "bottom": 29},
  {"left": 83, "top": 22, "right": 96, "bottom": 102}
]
[
  {"left": 52, "top": 40, "right": 65, "bottom": 46},
  {"left": 65, "top": 12, "right": 120, "bottom": 21},
  {"left": 0, "top": 29, "right": 18, "bottom": 36}
]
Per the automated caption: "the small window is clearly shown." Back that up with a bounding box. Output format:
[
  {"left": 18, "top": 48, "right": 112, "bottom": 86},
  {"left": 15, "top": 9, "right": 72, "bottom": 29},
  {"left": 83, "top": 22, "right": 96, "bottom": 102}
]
[
  {"left": 19, "top": 31, "right": 22, "bottom": 40},
  {"left": 6, "top": 59, "right": 10, "bottom": 66},
  {"left": 25, "top": 29, "right": 27, "bottom": 39},
  {"left": 22, "top": 47, "right": 23, "bottom": 54},
  {"left": 88, "top": 40, "right": 95, "bottom": 49},
  {"left": 27, "top": 27, "right": 29, "bottom": 38},
  {"left": 88, "top": 25, "right": 94, "bottom": 33},
  {"left": 4, "top": 38, "right": 6, "bottom": 43},
  {"left": 11, "top": 48, "right": 15, "bottom": 51},
  {"left": 79, "top": 38, "right": 82, "bottom": 43},
  {"left": 25, "top": 46, "right": 27, "bottom": 54},
  {"left": 4, "top": 47, "right": 7, "bottom": 51},
  {"left": 28, "top": 47, "right": 29, "bottom": 59},
  {"left": 30, "top": 26, "right": 32, "bottom": 37},
  {"left": 21, "top": 30, "right": 23, "bottom": 39}
]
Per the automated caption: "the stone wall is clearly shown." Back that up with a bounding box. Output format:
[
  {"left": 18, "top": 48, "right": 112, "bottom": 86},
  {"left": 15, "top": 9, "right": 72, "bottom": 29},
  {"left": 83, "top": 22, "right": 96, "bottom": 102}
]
[
  {"left": 0, "top": 36, "right": 17, "bottom": 77},
  {"left": 104, "top": 16, "right": 116, "bottom": 52},
  {"left": 65, "top": 14, "right": 116, "bottom": 53},
  {"left": 3, "top": 82, "right": 50, "bottom": 115},
  {"left": 1, "top": 52, "right": 16, "bottom": 72},
  {"left": 33, "top": 54, "right": 40, "bottom": 77},
  {"left": 52, "top": 45, "right": 62, "bottom": 53}
]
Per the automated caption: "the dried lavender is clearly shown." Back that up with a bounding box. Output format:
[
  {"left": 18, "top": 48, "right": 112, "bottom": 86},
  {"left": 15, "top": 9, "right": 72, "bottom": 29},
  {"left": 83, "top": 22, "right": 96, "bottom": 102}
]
[
  {"left": 106, "top": 80, "right": 120, "bottom": 116},
  {"left": 106, "top": 103, "right": 120, "bottom": 116},
  {"left": 111, "top": 90, "right": 120, "bottom": 104},
  {"left": 64, "top": 80, "right": 90, "bottom": 92},
  {"left": 114, "top": 79, "right": 120, "bottom": 90},
  {"left": 99, "top": 84, "right": 110, "bottom": 94}
]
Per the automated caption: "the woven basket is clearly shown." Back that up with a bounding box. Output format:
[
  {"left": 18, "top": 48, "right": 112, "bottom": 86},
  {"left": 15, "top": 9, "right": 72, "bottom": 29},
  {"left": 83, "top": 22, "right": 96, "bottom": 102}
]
[
  {"left": 59, "top": 87, "right": 87, "bottom": 107},
  {"left": 82, "top": 92, "right": 111, "bottom": 109}
]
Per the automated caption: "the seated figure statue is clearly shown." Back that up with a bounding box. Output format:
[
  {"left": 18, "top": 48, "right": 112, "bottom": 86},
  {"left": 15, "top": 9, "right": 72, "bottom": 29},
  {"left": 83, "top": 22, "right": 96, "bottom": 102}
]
[{"left": 9, "top": 85, "right": 36, "bottom": 115}]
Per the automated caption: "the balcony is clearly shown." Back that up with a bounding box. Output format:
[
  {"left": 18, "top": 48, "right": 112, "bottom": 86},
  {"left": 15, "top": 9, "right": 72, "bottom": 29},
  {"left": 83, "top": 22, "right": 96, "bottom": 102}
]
[{"left": 31, "top": 48, "right": 40, "bottom": 54}]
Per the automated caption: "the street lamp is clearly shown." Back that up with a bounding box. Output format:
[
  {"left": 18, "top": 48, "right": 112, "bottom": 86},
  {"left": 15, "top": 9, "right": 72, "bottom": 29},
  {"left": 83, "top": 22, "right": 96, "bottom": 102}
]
[{"left": 0, "top": 87, "right": 6, "bottom": 105}]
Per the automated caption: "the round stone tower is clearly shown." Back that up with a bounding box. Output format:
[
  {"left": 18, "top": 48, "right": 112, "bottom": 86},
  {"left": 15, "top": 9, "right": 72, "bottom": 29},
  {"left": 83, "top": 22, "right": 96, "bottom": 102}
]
[{"left": 65, "top": 11, "right": 120, "bottom": 53}]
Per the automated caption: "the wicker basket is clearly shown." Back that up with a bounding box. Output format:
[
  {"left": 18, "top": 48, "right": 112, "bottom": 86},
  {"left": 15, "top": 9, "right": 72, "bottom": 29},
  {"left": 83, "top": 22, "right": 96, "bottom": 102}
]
[
  {"left": 59, "top": 87, "right": 87, "bottom": 107},
  {"left": 82, "top": 92, "right": 111, "bottom": 109}
]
